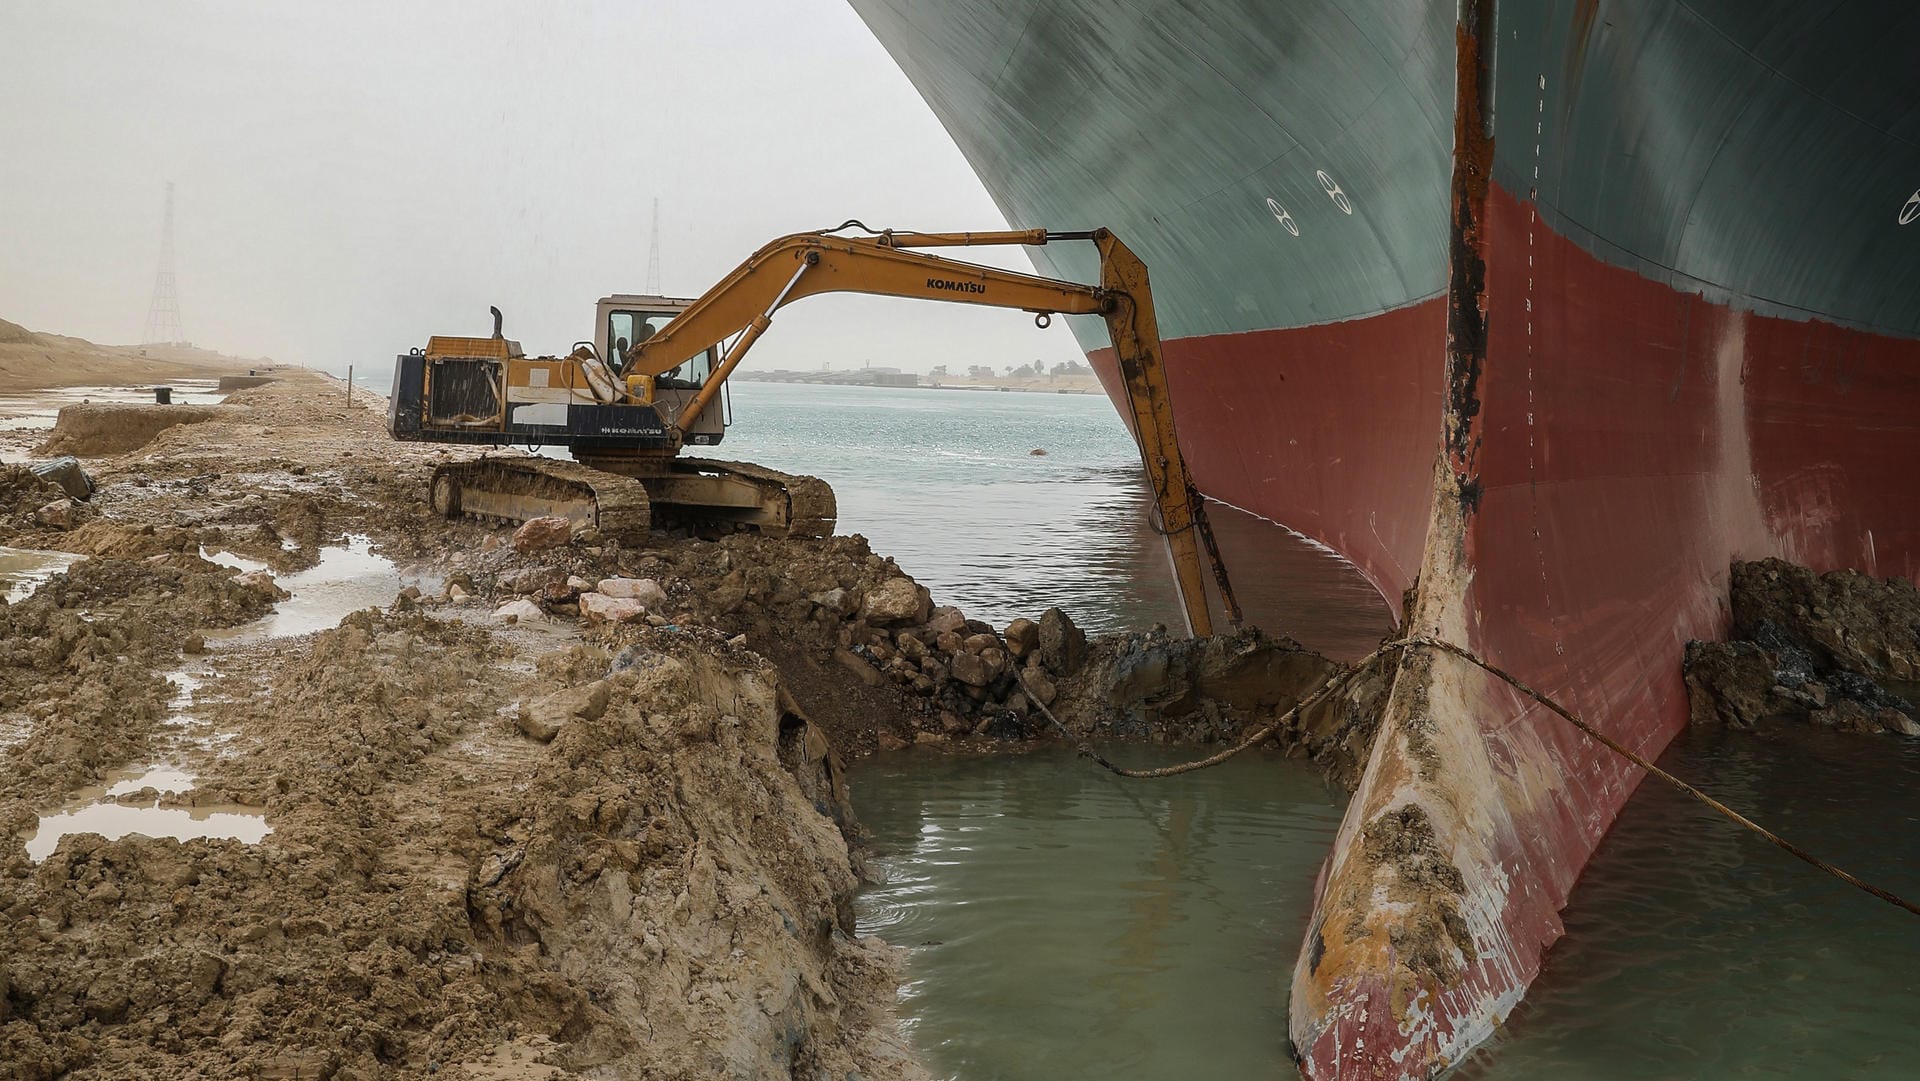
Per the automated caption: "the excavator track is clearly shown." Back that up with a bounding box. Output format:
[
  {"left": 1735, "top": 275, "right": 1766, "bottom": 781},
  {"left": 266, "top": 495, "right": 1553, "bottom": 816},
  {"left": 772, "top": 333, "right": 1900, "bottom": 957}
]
[
  {"left": 431, "top": 455, "right": 835, "bottom": 542},
  {"left": 430, "top": 457, "right": 652, "bottom": 543},
  {"left": 677, "top": 457, "right": 836, "bottom": 539}
]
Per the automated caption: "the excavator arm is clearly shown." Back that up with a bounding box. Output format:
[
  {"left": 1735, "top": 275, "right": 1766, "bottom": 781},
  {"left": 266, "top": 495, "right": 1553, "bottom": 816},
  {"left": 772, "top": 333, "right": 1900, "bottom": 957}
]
[{"left": 630, "top": 225, "right": 1240, "bottom": 638}]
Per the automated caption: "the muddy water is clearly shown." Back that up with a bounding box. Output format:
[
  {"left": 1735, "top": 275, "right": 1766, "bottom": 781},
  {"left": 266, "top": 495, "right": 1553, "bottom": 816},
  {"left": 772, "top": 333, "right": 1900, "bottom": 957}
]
[
  {"left": 854, "top": 731, "right": 1920, "bottom": 1080},
  {"left": 0, "top": 545, "right": 82, "bottom": 602},
  {"left": 717, "top": 382, "right": 1395, "bottom": 658},
  {"left": 1460, "top": 725, "right": 1920, "bottom": 1080},
  {"left": 852, "top": 747, "right": 1345, "bottom": 1080},
  {"left": 206, "top": 534, "right": 414, "bottom": 643}
]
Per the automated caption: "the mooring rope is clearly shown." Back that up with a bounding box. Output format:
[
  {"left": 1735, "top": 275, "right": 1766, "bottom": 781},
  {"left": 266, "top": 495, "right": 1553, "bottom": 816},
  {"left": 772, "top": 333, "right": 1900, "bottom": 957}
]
[{"left": 1016, "top": 635, "right": 1920, "bottom": 918}]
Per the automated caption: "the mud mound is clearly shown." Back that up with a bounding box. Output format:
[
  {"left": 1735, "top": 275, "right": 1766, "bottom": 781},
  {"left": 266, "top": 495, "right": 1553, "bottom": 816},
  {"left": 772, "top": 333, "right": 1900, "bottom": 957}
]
[
  {"left": 0, "top": 556, "right": 280, "bottom": 805},
  {"left": 1, "top": 607, "right": 919, "bottom": 1080},
  {"left": 35, "top": 403, "right": 236, "bottom": 457},
  {"left": 0, "top": 466, "right": 64, "bottom": 522},
  {"left": 1685, "top": 558, "right": 1920, "bottom": 736}
]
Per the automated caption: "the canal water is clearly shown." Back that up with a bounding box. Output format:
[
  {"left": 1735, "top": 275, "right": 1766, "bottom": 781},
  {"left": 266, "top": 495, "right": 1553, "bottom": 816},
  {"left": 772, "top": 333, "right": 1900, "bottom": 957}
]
[
  {"left": 853, "top": 746, "right": 1344, "bottom": 1081},
  {"left": 719, "top": 381, "right": 1394, "bottom": 660},
  {"left": 728, "top": 381, "right": 1920, "bottom": 1078}
]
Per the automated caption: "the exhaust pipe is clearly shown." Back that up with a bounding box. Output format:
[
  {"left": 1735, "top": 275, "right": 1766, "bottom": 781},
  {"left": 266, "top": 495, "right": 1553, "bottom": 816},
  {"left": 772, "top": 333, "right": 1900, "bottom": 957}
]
[{"left": 489, "top": 305, "right": 504, "bottom": 340}]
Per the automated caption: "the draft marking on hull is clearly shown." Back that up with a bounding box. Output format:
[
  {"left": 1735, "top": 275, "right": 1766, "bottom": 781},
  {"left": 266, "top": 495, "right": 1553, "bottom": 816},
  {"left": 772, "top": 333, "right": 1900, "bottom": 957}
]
[
  {"left": 1267, "top": 198, "right": 1302, "bottom": 236},
  {"left": 1315, "top": 170, "right": 1354, "bottom": 214}
]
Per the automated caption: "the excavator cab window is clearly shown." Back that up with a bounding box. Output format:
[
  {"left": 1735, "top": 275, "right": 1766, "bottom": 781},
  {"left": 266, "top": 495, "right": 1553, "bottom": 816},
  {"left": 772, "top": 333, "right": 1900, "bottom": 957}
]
[
  {"left": 608, "top": 310, "right": 697, "bottom": 381},
  {"left": 657, "top": 349, "right": 712, "bottom": 391},
  {"left": 607, "top": 311, "right": 636, "bottom": 372}
]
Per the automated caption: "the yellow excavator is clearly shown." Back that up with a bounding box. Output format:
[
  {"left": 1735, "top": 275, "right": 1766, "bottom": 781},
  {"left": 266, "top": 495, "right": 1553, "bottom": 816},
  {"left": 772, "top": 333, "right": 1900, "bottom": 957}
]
[{"left": 387, "top": 224, "right": 1238, "bottom": 635}]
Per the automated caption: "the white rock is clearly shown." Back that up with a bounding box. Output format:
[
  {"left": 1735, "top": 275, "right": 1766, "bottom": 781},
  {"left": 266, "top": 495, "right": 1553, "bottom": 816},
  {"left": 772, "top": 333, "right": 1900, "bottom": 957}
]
[
  {"left": 862, "top": 578, "right": 929, "bottom": 625},
  {"left": 596, "top": 577, "right": 668, "bottom": 609},
  {"left": 492, "top": 598, "right": 545, "bottom": 624},
  {"left": 579, "top": 592, "right": 646, "bottom": 623}
]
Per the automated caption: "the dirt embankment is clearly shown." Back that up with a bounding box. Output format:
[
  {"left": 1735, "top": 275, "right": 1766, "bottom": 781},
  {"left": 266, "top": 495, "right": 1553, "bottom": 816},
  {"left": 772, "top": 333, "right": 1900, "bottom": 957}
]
[
  {"left": 0, "top": 317, "right": 256, "bottom": 393},
  {"left": 35, "top": 403, "right": 239, "bottom": 457},
  {"left": 0, "top": 371, "right": 930, "bottom": 1080},
  {"left": 1686, "top": 558, "right": 1920, "bottom": 736},
  {"left": 0, "top": 367, "right": 1371, "bottom": 1078}
]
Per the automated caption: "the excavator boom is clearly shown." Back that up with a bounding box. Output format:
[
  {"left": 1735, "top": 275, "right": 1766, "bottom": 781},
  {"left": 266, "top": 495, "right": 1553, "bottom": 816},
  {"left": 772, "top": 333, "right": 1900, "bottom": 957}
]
[
  {"left": 630, "top": 225, "right": 1238, "bottom": 637},
  {"left": 392, "top": 223, "right": 1236, "bottom": 637}
]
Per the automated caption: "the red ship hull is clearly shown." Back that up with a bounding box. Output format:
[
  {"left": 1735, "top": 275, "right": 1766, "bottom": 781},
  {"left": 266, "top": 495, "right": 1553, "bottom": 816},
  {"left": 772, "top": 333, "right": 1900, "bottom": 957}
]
[
  {"left": 853, "top": 0, "right": 1920, "bottom": 1073},
  {"left": 1088, "top": 176, "right": 1920, "bottom": 1077}
]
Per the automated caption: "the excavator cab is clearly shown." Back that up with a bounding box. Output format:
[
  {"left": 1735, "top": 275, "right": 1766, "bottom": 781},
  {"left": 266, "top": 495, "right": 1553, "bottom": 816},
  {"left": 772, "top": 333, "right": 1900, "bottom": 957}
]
[{"left": 597, "top": 295, "right": 726, "bottom": 448}]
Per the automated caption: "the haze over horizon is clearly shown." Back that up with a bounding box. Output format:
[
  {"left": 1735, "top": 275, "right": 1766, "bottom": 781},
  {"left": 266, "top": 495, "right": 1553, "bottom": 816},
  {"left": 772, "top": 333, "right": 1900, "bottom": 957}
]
[{"left": 0, "top": 1, "right": 1084, "bottom": 378}]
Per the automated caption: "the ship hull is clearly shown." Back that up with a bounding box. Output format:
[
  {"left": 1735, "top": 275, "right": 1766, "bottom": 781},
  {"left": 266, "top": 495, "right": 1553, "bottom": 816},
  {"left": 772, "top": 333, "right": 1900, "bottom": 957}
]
[{"left": 850, "top": 0, "right": 1920, "bottom": 1075}]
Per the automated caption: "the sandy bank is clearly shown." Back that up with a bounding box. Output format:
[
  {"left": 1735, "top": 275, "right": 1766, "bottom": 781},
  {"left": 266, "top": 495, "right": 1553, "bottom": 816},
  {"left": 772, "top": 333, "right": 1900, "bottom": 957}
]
[
  {"left": 0, "top": 316, "right": 257, "bottom": 394},
  {"left": 0, "top": 365, "right": 1367, "bottom": 1078}
]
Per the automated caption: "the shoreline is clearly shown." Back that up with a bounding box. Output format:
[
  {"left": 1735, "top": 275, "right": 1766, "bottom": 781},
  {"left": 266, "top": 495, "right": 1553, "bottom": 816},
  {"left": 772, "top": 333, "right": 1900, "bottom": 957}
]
[{"left": 0, "top": 363, "right": 1360, "bottom": 1079}]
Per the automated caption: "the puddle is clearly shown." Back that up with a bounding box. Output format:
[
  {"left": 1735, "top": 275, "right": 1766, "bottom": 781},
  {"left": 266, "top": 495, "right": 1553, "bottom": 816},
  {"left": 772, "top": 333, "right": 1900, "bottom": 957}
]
[
  {"left": 25, "top": 801, "right": 268, "bottom": 862},
  {"left": 0, "top": 545, "right": 83, "bottom": 602},
  {"left": 104, "top": 764, "right": 197, "bottom": 797},
  {"left": 208, "top": 534, "right": 415, "bottom": 643},
  {"left": 200, "top": 547, "right": 269, "bottom": 575}
]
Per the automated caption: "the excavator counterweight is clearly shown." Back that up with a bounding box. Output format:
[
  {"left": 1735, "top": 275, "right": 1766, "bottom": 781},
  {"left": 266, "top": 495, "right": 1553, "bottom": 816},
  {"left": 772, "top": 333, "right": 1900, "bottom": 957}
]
[{"left": 386, "top": 224, "right": 1236, "bottom": 635}]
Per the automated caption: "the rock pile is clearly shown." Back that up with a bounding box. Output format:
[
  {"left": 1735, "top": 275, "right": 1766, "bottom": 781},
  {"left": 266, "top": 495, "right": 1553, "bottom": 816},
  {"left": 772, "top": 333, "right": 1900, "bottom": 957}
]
[
  {"left": 438, "top": 527, "right": 1364, "bottom": 762},
  {"left": 1685, "top": 558, "right": 1920, "bottom": 736}
]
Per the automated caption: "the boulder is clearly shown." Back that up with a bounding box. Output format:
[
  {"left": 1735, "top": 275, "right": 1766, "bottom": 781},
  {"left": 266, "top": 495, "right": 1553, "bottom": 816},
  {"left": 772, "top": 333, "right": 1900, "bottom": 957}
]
[
  {"left": 861, "top": 577, "right": 929, "bottom": 625},
  {"left": 34, "top": 498, "right": 73, "bottom": 530},
  {"left": 498, "top": 565, "right": 566, "bottom": 596},
  {"left": 1024, "top": 673, "right": 1057, "bottom": 707},
  {"left": 963, "top": 632, "right": 999, "bottom": 654},
  {"left": 1038, "top": 607, "right": 1088, "bottom": 675},
  {"left": 809, "top": 587, "right": 852, "bottom": 615},
  {"left": 1682, "top": 640, "right": 1782, "bottom": 728},
  {"left": 511, "top": 515, "right": 573, "bottom": 553},
  {"left": 950, "top": 651, "right": 991, "bottom": 687},
  {"left": 30, "top": 455, "right": 94, "bottom": 500},
  {"left": 578, "top": 592, "right": 646, "bottom": 623},
  {"left": 1004, "top": 617, "right": 1040, "bottom": 659},
  {"left": 597, "top": 577, "right": 668, "bottom": 609},
  {"left": 517, "top": 681, "right": 611, "bottom": 743},
  {"left": 492, "top": 598, "right": 545, "bottom": 624},
  {"left": 980, "top": 647, "right": 1009, "bottom": 681},
  {"left": 935, "top": 630, "right": 965, "bottom": 654},
  {"left": 896, "top": 633, "right": 928, "bottom": 662},
  {"left": 925, "top": 606, "right": 968, "bottom": 635}
]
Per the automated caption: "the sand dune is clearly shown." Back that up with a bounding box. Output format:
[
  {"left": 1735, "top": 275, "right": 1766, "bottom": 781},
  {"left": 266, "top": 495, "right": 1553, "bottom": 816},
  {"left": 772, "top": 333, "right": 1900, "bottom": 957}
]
[{"left": 0, "top": 317, "right": 259, "bottom": 393}]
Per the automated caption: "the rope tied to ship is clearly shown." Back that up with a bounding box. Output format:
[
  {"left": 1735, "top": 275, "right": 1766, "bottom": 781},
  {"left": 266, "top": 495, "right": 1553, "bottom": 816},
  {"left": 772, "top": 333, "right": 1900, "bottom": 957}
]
[{"left": 1016, "top": 635, "right": 1920, "bottom": 919}]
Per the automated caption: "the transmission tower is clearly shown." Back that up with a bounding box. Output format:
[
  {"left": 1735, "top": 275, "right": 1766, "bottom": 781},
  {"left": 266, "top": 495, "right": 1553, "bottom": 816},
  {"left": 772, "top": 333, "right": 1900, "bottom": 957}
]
[
  {"left": 644, "top": 197, "right": 662, "bottom": 295},
  {"left": 143, "top": 182, "right": 184, "bottom": 346}
]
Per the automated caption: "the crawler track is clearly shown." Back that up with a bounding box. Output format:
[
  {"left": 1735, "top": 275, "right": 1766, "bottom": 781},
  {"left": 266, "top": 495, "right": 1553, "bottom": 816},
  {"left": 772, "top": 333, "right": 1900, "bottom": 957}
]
[{"left": 430, "top": 457, "right": 652, "bottom": 543}]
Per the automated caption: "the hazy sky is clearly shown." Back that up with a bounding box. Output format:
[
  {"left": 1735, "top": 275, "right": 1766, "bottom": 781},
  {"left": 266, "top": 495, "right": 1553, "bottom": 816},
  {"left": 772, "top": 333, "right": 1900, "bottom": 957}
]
[{"left": 0, "top": 1, "right": 1084, "bottom": 377}]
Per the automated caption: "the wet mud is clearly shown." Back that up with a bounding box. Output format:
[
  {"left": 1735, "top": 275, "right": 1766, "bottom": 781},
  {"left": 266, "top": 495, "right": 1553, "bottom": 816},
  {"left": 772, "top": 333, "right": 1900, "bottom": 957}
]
[
  {"left": 0, "top": 368, "right": 1368, "bottom": 1079},
  {"left": 1686, "top": 558, "right": 1920, "bottom": 737}
]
